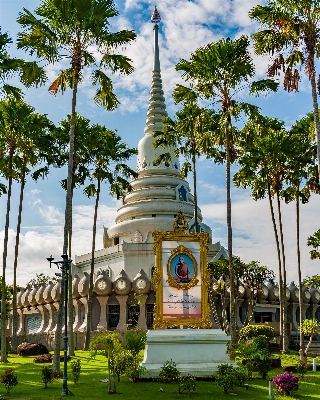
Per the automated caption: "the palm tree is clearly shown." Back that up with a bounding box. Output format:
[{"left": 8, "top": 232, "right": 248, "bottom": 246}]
[
  {"left": 153, "top": 99, "right": 216, "bottom": 233},
  {"left": 83, "top": 125, "right": 137, "bottom": 350},
  {"left": 0, "top": 30, "right": 46, "bottom": 99},
  {"left": 10, "top": 112, "right": 56, "bottom": 354},
  {"left": 0, "top": 98, "right": 40, "bottom": 362},
  {"left": 175, "top": 35, "right": 277, "bottom": 344},
  {"left": 17, "top": 0, "right": 136, "bottom": 374},
  {"left": 234, "top": 118, "right": 294, "bottom": 352},
  {"left": 249, "top": 0, "right": 320, "bottom": 176},
  {"left": 55, "top": 113, "right": 103, "bottom": 356},
  {"left": 282, "top": 113, "right": 319, "bottom": 359}
]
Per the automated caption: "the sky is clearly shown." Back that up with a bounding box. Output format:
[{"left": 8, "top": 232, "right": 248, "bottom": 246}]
[{"left": 0, "top": 0, "right": 319, "bottom": 286}]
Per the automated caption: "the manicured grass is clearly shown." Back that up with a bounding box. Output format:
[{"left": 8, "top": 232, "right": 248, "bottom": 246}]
[{"left": 1, "top": 351, "right": 320, "bottom": 399}]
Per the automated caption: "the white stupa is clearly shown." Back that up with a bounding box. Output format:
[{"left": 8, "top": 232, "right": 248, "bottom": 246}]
[{"left": 75, "top": 6, "right": 227, "bottom": 280}]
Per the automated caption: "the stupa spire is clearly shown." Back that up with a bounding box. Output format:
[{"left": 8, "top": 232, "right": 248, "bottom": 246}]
[
  {"left": 136, "top": 6, "right": 180, "bottom": 174},
  {"left": 151, "top": 6, "right": 161, "bottom": 71},
  {"left": 143, "top": 6, "right": 166, "bottom": 137}
]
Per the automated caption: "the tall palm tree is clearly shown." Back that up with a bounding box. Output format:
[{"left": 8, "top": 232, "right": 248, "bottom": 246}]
[
  {"left": 175, "top": 35, "right": 277, "bottom": 344},
  {"left": 234, "top": 119, "right": 298, "bottom": 352},
  {"left": 282, "top": 112, "right": 319, "bottom": 359},
  {"left": 55, "top": 113, "right": 103, "bottom": 356},
  {"left": 17, "top": 0, "right": 136, "bottom": 374},
  {"left": 250, "top": 0, "right": 320, "bottom": 176},
  {"left": 11, "top": 112, "right": 56, "bottom": 354},
  {"left": 83, "top": 125, "right": 137, "bottom": 350},
  {"left": 0, "top": 98, "right": 40, "bottom": 362}
]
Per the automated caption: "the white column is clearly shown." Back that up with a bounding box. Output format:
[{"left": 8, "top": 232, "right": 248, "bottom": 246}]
[{"left": 96, "top": 295, "right": 109, "bottom": 331}]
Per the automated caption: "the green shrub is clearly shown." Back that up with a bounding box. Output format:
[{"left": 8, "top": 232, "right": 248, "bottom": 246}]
[
  {"left": 1, "top": 367, "right": 18, "bottom": 394},
  {"left": 239, "top": 324, "right": 276, "bottom": 342},
  {"left": 296, "top": 360, "right": 308, "bottom": 378},
  {"left": 159, "top": 359, "right": 180, "bottom": 383},
  {"left": 253, "top": 349, "right": 272, "bottom": 379},
  {"left": 41, "top": 365, "right": 53, "bottom": 389},
  {"left": 178, "top": 374, "right": 196, "bottom": 394},
  {"left": 124, "top": 328, "right": 147, "bottom": 383},
  {"left": 125, "top": 328, "right": 147, "bottom": 356},
  {"left": 110, "top": 349, "right": 131, "bottom": 382},
  {"left": 251, "top": 334, "right": 270, "bottom": 351},
  {"left": 232, "top": 335, "right": 272, "bottom": 380},
  {"left": 125, "top": 362, "right": 146, "bottom": 383},
  {"left": 70, "top": 359, "right": 81, "bottom": 385},
  {"left": 215, "top": 364, "right": 245, "bottom": 394}
]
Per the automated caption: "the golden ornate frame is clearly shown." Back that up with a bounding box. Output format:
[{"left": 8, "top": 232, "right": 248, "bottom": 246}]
[
  {"left": 166, "top": 245, "right": 199, "bottom": 290},
  {"left": 152, "top": 230, "right": 212, "bottom": 329}
]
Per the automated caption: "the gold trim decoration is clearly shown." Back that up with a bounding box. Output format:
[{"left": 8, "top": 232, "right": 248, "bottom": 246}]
[
  {"left": 166, "top": 245, "right": 199, "bottom": 290},
  {"left": 173, "top": 210, "right": 189, "bottom": 233},
  {"left": 152, "top": 229, "right": 211, "bottom": 329}
]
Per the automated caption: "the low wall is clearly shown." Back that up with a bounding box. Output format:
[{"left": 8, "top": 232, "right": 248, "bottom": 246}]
[{"left": 7, "top": 330, "right": 128, "bottom": 352}]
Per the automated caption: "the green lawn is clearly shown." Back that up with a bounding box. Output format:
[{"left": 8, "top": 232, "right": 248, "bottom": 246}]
[{"left": 0, "top": 351, "right": 320, "bottom": 399}]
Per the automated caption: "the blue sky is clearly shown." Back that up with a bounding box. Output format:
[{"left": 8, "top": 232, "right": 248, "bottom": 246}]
[{"left": 0, "top": 0, "right": 319, "bottom": 286}]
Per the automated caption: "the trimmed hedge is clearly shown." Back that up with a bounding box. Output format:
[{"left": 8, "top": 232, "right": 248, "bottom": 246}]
[{"left": 239, "top": 324, "right": 276, "bottom": 342}]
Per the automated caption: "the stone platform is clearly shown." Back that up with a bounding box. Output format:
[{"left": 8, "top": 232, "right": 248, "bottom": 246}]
[{"left": 141, "top": 329, "right": 233, "bottom": 376}]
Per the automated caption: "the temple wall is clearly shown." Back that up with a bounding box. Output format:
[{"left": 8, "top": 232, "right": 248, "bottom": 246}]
[{"left": 8, "top": 272, "right": 320, "bottom": 352}]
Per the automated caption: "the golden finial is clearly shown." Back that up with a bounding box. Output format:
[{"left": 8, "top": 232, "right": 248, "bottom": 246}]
[{"left": 151, "top": 5, "right": 161, "bottom": 24}]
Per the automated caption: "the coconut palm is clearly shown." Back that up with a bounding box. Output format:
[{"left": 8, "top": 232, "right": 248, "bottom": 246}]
[
  {"left": 249, "top": 0, "right": 320, "bottom": 176},
  {"left": 175, "top": 35, "right": 277, "bottom": 344},
  {"left": 17, "top": 0, "right": 136, "bottom": 374},
  {"left": 83, "top": 125, "right": 137, "bottom": 350}
]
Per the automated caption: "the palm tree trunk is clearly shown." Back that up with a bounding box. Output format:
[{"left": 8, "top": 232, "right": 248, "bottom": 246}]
[
  {"left": 310, "top": 72, "right": 320, "bottom": 177},
  {"left": 52, "top": 64, "right": 79, "bottom": 376},
  {"left": 192, "top": 152, "right": 198, "bottom": 233},
  {"left": 267, "top": 182, "right": 283, "bottom": 348},
  {"left": 85, "top": 177, "right": 101, "bottom": 350},
  {"left": 68, "top": 217, "right": 74, "bottom": 356},
  {"left": 225, "top": 129, "right": 236, "bottom": 344},
  {"left": 276, "top": 191, "right": 288, "bottom": 353},
  {"left": 11, "top": 160, "right": 26, "bottom": 354},
  {"left": 1, "top": 150, "right": 14, "bottom": 362},
  {"left": 296, "top": 191, "right": 305, "bottom": 360}
]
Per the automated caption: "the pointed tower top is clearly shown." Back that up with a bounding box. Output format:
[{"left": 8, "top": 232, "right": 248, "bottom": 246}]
[{"left": 151, "top": 6, "right": 161, "bottom": 24}]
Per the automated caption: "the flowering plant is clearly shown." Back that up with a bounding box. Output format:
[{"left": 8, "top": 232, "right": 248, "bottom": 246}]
[{"left": 273, "top": 371, "right": 299, "bottom": 396}]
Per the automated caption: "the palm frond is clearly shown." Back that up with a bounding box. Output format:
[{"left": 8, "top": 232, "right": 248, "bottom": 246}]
[
  {"left": 91, "top": 69, "right": 119, "bottom": 110},
  {"left": 249, "top": 79, "right": 279, "bottom": 95}
]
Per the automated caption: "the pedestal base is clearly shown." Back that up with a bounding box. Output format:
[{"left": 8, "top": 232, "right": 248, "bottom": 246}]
[{"left": 142, "top": 329, "right": 233, "bottom": 376}]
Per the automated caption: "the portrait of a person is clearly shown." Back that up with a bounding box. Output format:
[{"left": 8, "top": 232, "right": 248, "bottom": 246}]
[{"left": 174, "top": 255, "right": 192, "bottom": 283}]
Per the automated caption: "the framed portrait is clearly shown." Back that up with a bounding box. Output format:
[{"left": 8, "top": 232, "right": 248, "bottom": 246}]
[
  {"left": 167, "top": 246, "right": 198, "bottom": 289},
  {"left": 152, "top": 229, "right": 212, "bottom": 329}
]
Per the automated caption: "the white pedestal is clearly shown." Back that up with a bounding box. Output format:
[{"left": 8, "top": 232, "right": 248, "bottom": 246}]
[{"left": 142, "top": 329, "right": 233, "bottom": 376}]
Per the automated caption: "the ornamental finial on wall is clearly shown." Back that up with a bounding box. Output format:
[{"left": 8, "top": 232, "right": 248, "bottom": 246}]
[
  {"left": 151, "top": 6, "right": 161, "bottom": 24},
  {"left": 173, "top": 210, "right": 189, "bottom": 234}
]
